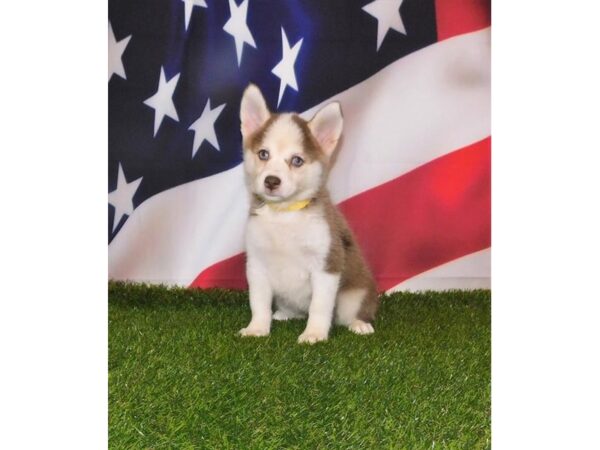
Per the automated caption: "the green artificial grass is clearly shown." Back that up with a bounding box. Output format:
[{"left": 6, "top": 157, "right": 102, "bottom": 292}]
[{"left": 109, "top": 282, "right": 490, "bottom": 449}]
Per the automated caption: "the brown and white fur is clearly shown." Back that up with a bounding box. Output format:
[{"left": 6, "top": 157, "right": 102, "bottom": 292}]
[{"left": 238, "top": 84, "right": 379, "bottom": 344}]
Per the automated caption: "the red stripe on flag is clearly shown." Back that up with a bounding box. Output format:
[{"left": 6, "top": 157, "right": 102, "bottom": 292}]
[
  {"left": 435, "top": 0, "right": 491, "bottom": 41},
  {"left": 190, "top": 137, "right": 491, "bottom": 291},
  {"left": 341, "top": 137, "right": 491, "bottom": 291},
  {"left": 192, "top": 252, "right": 247, "bottom": 290}
]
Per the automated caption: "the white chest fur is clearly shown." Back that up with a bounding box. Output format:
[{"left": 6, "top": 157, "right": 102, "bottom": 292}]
[{"left": 246, "top": 206, "right": 331, "bottom": 310}]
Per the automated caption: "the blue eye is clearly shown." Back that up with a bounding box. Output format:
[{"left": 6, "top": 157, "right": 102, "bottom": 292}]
[
  {"left": 291, "top": 156, "right": 304, "bottom": 167},
  {"left": 258, "top": 149, "right": 269, "bottom": 160}
]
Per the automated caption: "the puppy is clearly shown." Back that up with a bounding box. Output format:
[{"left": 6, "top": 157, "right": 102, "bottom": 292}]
[{"left": 238, "top": 84, "right": 379, "bottom": 344}]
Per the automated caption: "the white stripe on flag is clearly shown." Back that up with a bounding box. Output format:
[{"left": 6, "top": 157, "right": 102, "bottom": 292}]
[
  {"left": 302, "top": 29, "right": 491, "bottom": 202},
  {"left": 109, "top": 165, "right": 249, "bottom": 285},
  {"left": 385, "top": 248, "right": 491, "bottom": 293},
  {"left": 109, "top": 28, "right": 491, "bottom": 286}
]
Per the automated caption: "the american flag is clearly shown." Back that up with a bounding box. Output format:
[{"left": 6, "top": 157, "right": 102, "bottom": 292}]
[{"left": 108, "top": 0, "right": 491, "bottom": 292}]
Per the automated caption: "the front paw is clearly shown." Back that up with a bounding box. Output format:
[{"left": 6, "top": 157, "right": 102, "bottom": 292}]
[
  {"left": 239, "top": 325, "right": 270, "bottom": 337},
  {"left": 298, "top": 329, "right": 328, "bottom": 344}
]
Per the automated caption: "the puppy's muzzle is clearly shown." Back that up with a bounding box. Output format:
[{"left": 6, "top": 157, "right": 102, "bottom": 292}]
[{"left": 264, "top": 175, "right": 281, "bottom": 192}]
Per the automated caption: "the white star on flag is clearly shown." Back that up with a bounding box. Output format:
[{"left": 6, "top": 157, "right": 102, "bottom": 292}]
[
  {"left": 272, "top": 27, "right": 303, "bottom": 107},
  {"left": 143, "top": 66, "right": 180, "bottom": 137},
  {"left": 108, "top": 163, "right": 143, "bottom": 233},
  {"left": 181, "top": 0, "right": 207, "bottom": 31},
  {"left": 108, "top": 22, "right": 131, "bottom": 81},
  {"left": 362, "top": 0, "right": 406, "bottom": 51},
  {"left": 188, "top": 99, "right": 226, "bottom": 157},
  {"left": 223, "top": 0, "right": 256, "bottom": 66}
]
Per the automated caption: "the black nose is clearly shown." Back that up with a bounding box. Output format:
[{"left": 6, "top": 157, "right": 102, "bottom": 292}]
[{"left": 264, "top": 175, "right": 281, "bottom": 191}]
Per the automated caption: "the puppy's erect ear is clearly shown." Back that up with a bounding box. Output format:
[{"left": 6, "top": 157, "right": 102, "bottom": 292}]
[
  {"left": 240, "top": 84, "right": 270, "bottom": 139},
  {"left": 307, "top": 102, "right": 343, "bottom": 157}
]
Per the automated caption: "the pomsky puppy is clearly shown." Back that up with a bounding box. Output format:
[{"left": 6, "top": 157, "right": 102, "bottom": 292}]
[{"left": 238, "top": 84, "right": 379, "bottom": 344}]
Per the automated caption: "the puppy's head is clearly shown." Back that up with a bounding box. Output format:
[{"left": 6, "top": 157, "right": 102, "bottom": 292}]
[{"left": 239, "top": 84, "right": 343, "bottom": 202}]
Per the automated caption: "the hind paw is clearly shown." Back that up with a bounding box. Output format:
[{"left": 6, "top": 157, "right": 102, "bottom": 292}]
[
  {"left": 273, "top": 310, "right": 305, "bottom": 321},
  {"left": 273, "top": 310, "right": 292, "bottom": 321},
  {"left": 349, "top": 320, "right": 374, "bottom": 335}
]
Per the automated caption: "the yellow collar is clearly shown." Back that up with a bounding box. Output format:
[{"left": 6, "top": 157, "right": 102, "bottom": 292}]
[{"left": 265, "top": 199, "right": 312, "bottom": 212}]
